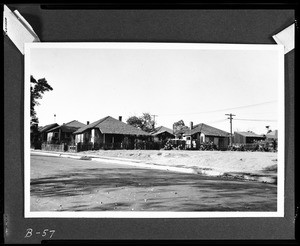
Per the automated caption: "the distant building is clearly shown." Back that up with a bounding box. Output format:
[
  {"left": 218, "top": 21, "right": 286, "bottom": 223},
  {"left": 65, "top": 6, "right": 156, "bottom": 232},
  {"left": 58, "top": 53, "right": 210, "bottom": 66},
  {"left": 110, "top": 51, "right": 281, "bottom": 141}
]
[
  {"left": 150, "top": 126, "right": 175, "bottom": 142},
  {"left": 266, "top": 130, "right": 278, "bottom": 140},
  {"left": 183, "top": 122, "right": 230, "bottom": 150},
  {"left": 234, "top": 131, "right": 265, "bottom": 144},
  {"left": 73, "top": 116, "right": 151, "bottom": 151}
]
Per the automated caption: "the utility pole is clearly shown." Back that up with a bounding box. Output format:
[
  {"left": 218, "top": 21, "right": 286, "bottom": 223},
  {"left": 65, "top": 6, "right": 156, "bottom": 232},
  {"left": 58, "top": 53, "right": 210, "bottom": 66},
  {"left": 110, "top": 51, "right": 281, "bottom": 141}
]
[
  {"left": 225, "top": 113, "right": 236, "bottom": 147},
  {"left": 54, "top": 114, "right": 56, "bottom": 123},
  {"left": 151, "top": 114, "right": 158, "bottom": 128}
]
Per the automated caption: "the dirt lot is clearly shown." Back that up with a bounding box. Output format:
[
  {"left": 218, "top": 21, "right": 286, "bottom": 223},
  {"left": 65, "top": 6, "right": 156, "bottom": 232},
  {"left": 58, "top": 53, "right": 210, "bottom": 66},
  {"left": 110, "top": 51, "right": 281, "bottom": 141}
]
[
  {"left": 79, "top": 149, "right": 278, "bottom": 183},
  {"left": 30, "top": 154, "right": 277, "bottom": 212}
]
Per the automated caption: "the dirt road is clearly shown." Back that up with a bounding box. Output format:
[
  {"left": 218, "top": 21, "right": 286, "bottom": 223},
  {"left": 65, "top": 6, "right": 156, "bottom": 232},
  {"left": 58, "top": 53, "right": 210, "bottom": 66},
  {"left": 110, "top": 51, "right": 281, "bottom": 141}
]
[{"left": 30, "top": 154, "right": 277, "bottom": 212}]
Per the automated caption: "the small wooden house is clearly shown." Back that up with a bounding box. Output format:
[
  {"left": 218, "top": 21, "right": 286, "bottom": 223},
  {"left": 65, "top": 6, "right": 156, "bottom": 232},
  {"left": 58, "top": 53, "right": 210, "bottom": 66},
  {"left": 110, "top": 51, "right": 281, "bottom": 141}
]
[
  {"left": 31, "top": 123, "right": 58, "bottom": 149},
  {"left": 73, "top": 116, "right": 151, "bottom": 151},
  {"left": 183, "top": 122, "right": 230, "bottom": 150},
  {"left": 234, "top": 131, "right": 265, "bottom": 144},
  {"left": 150, "top": 126, "right": 175, "bottom": 142},
  {"left": 38, "top": 123, "right": 59, "bottom": 143},
  {"left": 46, "top": 120, "right": 86, "bottom": 145}
]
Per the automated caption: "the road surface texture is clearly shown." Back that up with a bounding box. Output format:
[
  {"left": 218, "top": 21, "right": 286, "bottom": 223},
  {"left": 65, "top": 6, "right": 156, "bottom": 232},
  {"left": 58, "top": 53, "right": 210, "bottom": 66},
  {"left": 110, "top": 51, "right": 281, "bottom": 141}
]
[{"left": 30, "top": 154, "right": 277, "bottom": 212}]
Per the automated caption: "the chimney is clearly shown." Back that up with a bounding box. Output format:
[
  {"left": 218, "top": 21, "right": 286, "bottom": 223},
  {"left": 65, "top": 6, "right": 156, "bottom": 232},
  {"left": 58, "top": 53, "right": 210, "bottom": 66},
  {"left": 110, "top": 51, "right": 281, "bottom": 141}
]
[
  {"left": 119, "top": 116, "right": 122, "bottom": 122},
  {"left": 190, "top": 121, "right": 193, "bottom": 130},
  {"left": 87, "top": 121, "right": 89, "bottom": 125}
]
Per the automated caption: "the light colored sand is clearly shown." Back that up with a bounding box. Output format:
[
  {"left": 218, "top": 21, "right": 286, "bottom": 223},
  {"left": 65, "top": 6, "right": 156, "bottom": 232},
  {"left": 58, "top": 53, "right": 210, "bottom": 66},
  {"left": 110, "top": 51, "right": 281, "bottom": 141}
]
[{"left": 80, "top": 150, "right": 278, "bottom": 175}]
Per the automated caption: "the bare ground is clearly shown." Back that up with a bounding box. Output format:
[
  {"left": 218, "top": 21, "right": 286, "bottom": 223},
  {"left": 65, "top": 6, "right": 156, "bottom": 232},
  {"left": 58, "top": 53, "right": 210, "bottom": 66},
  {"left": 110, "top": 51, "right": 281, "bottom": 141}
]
[
  {"left": 30, "top": 154, "right": 277, "bottom": 212},
  {"left": 78, "top": 149, "right": 278, "bottom": 183}
]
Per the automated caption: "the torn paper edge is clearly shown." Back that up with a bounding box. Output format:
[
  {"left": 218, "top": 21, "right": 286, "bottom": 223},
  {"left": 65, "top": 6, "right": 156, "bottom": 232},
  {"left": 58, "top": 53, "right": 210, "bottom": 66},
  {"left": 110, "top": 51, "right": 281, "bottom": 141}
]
[
  {"left": 3, "top": 5, "right": 40, "bottom": 54},
  {"left": 273, "top": 23, "right": 295, "bottom": 54},
  {"left": 13, "top": 10, "right": 40, "bottom": 40}
]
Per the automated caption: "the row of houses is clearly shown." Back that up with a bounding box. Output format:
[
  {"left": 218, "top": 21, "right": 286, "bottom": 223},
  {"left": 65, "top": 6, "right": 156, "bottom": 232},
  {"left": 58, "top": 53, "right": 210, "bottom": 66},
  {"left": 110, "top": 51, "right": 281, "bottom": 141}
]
[{"left": 33, "top": 115, "right": 278, "bottom": 152}]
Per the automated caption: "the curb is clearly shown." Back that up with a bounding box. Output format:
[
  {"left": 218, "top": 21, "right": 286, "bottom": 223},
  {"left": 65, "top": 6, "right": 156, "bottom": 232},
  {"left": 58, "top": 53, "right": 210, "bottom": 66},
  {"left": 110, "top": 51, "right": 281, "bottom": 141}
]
[{"left": 31, "top": 150, "right": 197, "bottom": 174}]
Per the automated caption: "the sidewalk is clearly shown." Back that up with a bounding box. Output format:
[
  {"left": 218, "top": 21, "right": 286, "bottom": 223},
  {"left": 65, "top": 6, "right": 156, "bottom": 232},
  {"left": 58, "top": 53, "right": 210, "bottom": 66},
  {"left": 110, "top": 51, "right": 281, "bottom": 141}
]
[{"left": 31, "top": 149, "right": 198, "bottom": 174}]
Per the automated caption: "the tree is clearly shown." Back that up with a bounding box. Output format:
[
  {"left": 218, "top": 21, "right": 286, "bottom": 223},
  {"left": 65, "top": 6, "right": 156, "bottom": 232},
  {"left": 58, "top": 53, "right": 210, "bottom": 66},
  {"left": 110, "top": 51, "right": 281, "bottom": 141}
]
[
  {"left": 30, "top": 75, "right": 53, "bottom": 126},
  {"left": 126, "top": 113, "right": 155, "bottom": 132},
  {"left": 126, "top": 116, "right": 143, "bottom": 129},
  {"left": 140, "top": 113, "right": 155, "bottom": 132},
  {"left": 30, "top": 75, "right": 53, "bottom": 148},
  {"left": 173, "top": 120, "right": 189, "bottom": 138}
]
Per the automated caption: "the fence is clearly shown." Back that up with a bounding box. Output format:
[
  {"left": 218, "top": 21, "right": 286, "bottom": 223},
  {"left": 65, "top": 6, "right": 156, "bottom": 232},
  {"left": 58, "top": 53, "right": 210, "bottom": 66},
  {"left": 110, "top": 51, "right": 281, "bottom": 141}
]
[
  {"left": 75, "top": 141, "right": 164, "bottom": 152},
  {"left": 68, "top": 145, "right": 77, "bottom": 152},
  {"left": 41, "top": 143, "right": 66, "bottom": 152}
]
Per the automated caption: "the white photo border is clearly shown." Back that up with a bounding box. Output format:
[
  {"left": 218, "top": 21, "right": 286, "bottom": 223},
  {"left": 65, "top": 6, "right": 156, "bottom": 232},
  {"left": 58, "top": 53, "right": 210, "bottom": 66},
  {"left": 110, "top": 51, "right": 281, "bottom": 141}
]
[{"left": 24, "top": 42, "right": 285, "bottom": 218}]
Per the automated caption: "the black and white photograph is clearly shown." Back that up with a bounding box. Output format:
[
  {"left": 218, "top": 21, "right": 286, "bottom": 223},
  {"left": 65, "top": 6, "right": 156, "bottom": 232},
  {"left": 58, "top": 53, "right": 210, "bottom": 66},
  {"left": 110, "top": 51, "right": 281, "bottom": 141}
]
[{"left": 24, "top": 42, "right": 284, "bottom": 218}]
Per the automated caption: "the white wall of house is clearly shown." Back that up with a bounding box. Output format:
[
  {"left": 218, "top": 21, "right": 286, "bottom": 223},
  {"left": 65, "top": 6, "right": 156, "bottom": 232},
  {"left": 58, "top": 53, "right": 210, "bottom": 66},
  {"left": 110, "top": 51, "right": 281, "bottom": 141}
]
[
  {"left": 46, "top": 131, "right": 59, "bottom": 142},
  {"left": 91, "top": 129, "right": 95, "bottom": 144},
  {"left": 185, "top": 136, "right": 191, "bottom": 145},
  {"left": 47, "top": 132, "right": 53, "bottom": 142},
  {"left": 200, "top": 133, "right": 205, "bottom": 143},
  {"left": 75, "top": 134, "right": 84, "bottom": 144}
]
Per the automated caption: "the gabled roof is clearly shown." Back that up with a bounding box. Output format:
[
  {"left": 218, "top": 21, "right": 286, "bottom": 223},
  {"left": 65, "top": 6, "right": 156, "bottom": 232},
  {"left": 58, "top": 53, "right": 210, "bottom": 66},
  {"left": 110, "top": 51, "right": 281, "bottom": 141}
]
[
  {"left": 38, "top": 123, "right": 59, "bottom": 133},
  {"left": 185, "top": 123, "right": 229, "bottom": 137},
  {"left": 266, "top": 130, "right": 278, "bottom": 139},
  {"left": 73, "top": 116, "right": 150, "bottom": 136},
  {"left": 150, "top": 126, "right": 175, "bottom": 136},
  {"left": 235, "top": 131, "right": 264, "bottom": 138},
  {"left": 47, "top": 120, "right": 86, "bottom": 133}
]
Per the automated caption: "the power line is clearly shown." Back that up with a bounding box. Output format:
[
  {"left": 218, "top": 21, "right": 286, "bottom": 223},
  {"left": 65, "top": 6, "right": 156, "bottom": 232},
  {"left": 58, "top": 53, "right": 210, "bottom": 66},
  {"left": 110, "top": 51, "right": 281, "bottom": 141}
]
[
  {"left": 207, "top": 119, "right": 228, "bottom": 124},
  {"left": 157, "top": 100, "right": 277, "bottom": 116},
  {"left": 235, "top": 118, "right": 277, "bottom": 122}
]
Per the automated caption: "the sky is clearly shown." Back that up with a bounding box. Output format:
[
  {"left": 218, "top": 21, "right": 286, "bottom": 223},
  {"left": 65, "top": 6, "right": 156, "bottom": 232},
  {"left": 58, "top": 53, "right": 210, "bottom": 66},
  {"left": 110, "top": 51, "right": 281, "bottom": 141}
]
[{"left": 28, "top": 44, "right": 282, "bottom": 135}]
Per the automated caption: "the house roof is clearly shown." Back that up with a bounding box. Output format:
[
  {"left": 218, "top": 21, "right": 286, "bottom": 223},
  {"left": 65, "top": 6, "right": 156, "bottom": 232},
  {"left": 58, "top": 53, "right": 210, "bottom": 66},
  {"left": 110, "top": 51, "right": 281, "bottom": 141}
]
[
  {"left": 47, "top": 120, "right": 86, "bottom": 133},
  {"left": 73, "top": 116, "right": 150, "bottom": 136},
  {"left": 185, "top": 123, "right": 230, "bottom": 137},
  {"left": 266, "top": 130, "right": 278, "bottom": 139},
  {"left": 235, "top": 131, "right": 264, "bottom": 138},
  {"left": 150, "top": 126, "right": 175, "bottom": 136},
  {"left": 38, "top": 123, "right": 59, "bottom": 133}
]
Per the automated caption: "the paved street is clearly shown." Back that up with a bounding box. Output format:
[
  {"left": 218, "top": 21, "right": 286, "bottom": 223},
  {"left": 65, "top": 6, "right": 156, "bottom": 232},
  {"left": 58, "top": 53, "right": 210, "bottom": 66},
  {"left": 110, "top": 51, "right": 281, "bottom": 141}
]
[{"left": 30, "top": 154, "right": 277, "bottom": 212}]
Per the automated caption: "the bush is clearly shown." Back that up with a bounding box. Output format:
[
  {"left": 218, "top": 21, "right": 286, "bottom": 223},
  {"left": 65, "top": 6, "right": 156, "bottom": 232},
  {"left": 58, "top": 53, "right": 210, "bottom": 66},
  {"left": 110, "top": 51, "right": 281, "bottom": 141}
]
[
  {"left": 164, "top": 141, "right": 174, "bottom": 150},
  {"left": 228, "top": 144, "right": 245, "bottom": 151},
  {"left": 163, "top": 139, "right": 186, "bottom": 150},
  {"left": 200, "top": 141, "right": 218, "bottom": 151}
]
